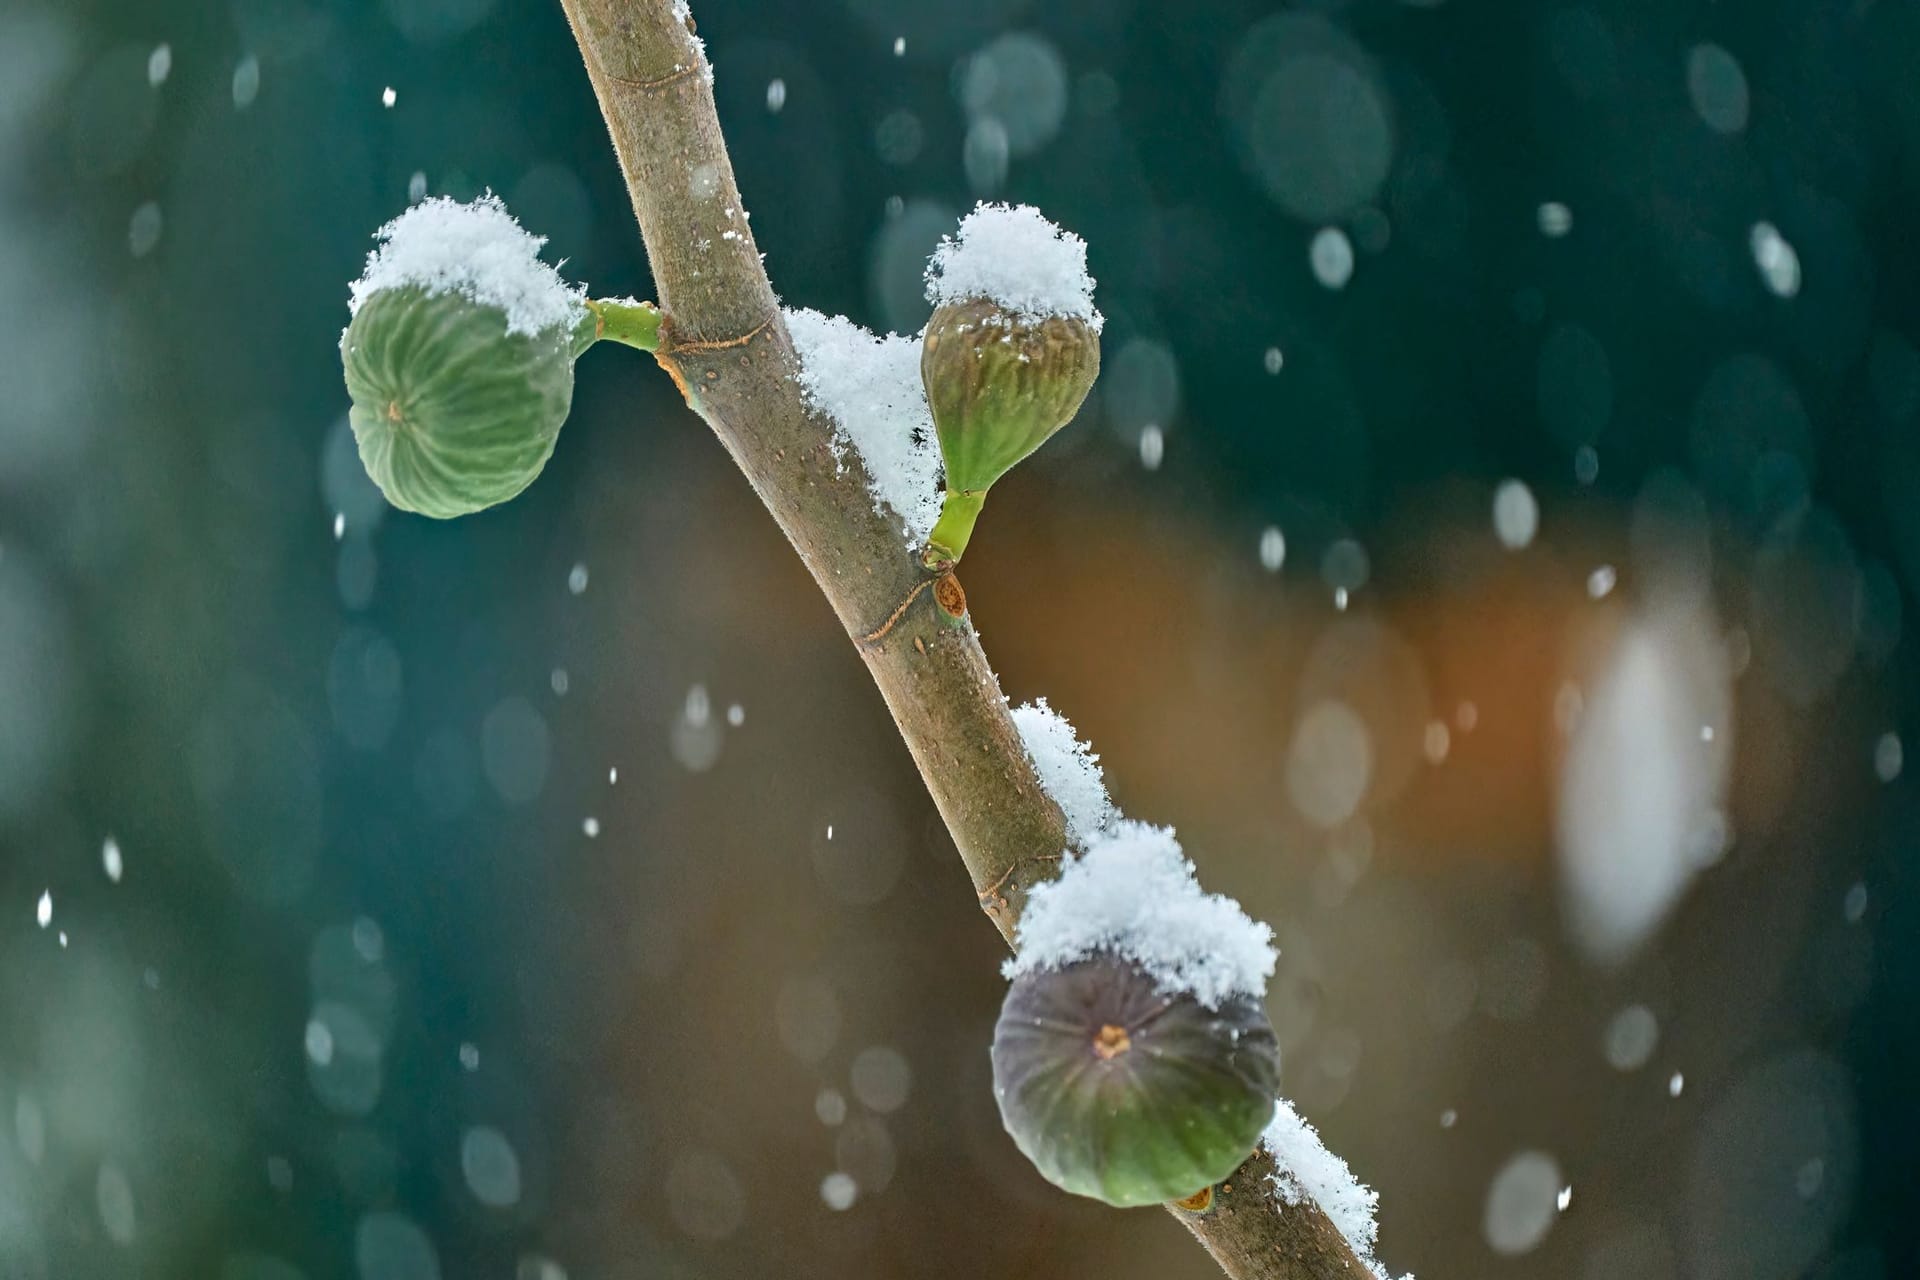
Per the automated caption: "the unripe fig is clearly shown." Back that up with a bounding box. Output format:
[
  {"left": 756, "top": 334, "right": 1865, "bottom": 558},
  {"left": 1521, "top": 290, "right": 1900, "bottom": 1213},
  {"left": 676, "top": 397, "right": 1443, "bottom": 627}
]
[
  {"left": 919, "top": 299, "right": 1100, "bottom": 567},
  {"left": 991, "top": 952, "right": 1280, "bottom": 1208},
  {"left": 341, "top": 286, "right": 582, "bottom": 519},
  {"left": 340, "top": 195, "right": 660, "bottom": 520}
]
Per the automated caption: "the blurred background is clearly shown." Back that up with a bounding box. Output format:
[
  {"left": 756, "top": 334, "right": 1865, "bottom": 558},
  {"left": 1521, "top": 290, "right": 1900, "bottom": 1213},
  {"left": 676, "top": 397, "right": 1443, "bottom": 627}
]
[{"left": 1, "top": 0, "right": 1916, "bottom": 1276}]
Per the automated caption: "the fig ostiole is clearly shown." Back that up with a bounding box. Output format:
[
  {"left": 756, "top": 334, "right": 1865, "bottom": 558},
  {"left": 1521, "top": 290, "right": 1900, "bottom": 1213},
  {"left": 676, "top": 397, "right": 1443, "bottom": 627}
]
[{"left": 990, "top": 951, "right": 1281, "bottom": 1209}]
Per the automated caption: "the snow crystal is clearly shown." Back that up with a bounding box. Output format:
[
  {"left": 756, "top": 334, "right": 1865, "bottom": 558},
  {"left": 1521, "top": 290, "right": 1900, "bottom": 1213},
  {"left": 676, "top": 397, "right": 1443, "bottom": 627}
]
[
  {"left": 924, "top": 203, "right": 1102, "bottom": 330},
  {"left": 1309, "top": 226, "right": 1354, "bottom": 289},
  {"left": 1138, "top": 424, "right": 1164, "bottom": 470},
  {"left": 1264, "top": 1100, "right": 1397, "bottom": 1278},
  {"left": 785, "top": 307, "right": 943, "bottom": 544},
  {"left": 1010, "top": 698, "right": 1113, "bottom": 845},
  {"left": 667, "top": 0, "right": 712, "bottom": 84},
  {"left": 1749, "top": 221, "right": 1801, "bottom": 298},
  {"left": 349, "top": 194, "right": 585, "bottom": 338},
  {"left": 1875, "top": 731, "right": 1903, "bottom": 782},
  {"left": 232, "top": 56, "right": 260, "bottom": 109},
  {"left": 820, "top": 1171, "right": 858, "bottom": 1211},
  {"left": 1004, "top": 820, "right": 1275, "bottom": 1008},
  {"left": 1492, "top": 479, "right": 1539, "bottom": 549},
  {"left": 1259, "top": 525, "right": 1287, "bottom": 571}
]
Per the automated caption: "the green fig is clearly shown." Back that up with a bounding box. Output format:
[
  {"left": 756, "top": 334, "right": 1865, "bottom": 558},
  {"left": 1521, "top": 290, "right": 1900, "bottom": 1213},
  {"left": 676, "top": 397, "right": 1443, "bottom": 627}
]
[
  {"left": 991, "top": 952, "right": 1280, "bottom": 1208},
  {"left": 919, "top": 298, "right": 1100, "bottom": 567},
  {"left": 340, "top": 195, "right": 659, "bottom": 519},
  {"left": 341, "top": 285, "right": 585, "bottom": 519}
]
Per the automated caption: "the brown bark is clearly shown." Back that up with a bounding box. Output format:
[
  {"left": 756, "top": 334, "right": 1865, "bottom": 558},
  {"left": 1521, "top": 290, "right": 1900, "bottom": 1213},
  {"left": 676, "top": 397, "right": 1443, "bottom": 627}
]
[{"left": 555, "top": 3, "right": 1376, "bottom": 1275}]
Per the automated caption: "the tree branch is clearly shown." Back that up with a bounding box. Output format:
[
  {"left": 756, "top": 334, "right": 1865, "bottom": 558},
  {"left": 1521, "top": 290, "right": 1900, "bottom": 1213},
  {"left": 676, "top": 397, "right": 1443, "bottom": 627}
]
[{"left": 556, "top": 3, "right": 1375, "bottom": 1275}]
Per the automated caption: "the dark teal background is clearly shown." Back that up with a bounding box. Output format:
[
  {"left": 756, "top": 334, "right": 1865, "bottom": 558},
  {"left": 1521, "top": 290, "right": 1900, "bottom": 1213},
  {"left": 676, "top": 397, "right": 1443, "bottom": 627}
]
[{"left": 0, "top": 1, "right": 1915, "bottom": 1277}]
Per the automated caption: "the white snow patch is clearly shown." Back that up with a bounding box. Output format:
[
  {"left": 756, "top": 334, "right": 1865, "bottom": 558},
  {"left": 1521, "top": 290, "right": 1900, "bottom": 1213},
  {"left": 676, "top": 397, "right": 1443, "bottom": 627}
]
[
  {"left": 1010, "top": 698, "right": 1113, "bottom": 845},
  {"left": 349, "top": 194, "right": 585, "bottom": 338},
  {"left": 785, "top": 307, "right": 943, "bottom": 544},
  {"left": 925, "top": 202, "right": 1102, "bottom": 330},
  {"left": 667, "top": 0, "right": 713, "bottom": 85},
  {"left": 1264, "top": 1100, "right": 1401, "bottom": 1279},
  {"left": 1005, "top": 820, "right": 1274, "bottom": 1008}
]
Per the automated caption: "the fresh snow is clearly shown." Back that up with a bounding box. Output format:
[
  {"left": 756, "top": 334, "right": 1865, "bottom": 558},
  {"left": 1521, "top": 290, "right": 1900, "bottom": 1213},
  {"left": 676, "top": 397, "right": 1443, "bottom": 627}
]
[
  {"left": 667, "top": 0, "right": 713, "bottom": 84},
  {"left": 925, "top": 203, "right": 1103, "bottom": 330},
  {"left": 784, "top": 307, "right": 943, "bottom": 544},
  {"left": 1004, "top": 820, "right": 1275, "bottom": 1008},
  {"left": 1010, "top": 698, "right": 1113, "bottom": 845},
  {"left": 349, "top": 194, "right": 585, "bottom": 338},
  {"left": 1264, "top": 1100, "right": 1402, "bottom": 1280}
]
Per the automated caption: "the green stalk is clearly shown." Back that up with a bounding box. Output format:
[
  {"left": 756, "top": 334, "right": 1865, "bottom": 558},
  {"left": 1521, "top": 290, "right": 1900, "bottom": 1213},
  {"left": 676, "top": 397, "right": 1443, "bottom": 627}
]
[
  {"left": 575, "top": 297, "right": 663, "bottom": 356},
  {"left": 923, "top": 488, "right": 987, "bottom": 569}
]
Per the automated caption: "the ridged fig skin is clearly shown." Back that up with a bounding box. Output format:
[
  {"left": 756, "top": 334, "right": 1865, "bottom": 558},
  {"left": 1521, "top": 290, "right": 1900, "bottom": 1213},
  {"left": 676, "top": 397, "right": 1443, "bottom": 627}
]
[
  {"left": 991, "top": 952, "right": 1280, "bottom": 1208},
  {"left": 920, "top": 297, "right": 1100, "bottom": 496},
  {"left": 341, "top": 286, "right": 577, "bottom": 519}
]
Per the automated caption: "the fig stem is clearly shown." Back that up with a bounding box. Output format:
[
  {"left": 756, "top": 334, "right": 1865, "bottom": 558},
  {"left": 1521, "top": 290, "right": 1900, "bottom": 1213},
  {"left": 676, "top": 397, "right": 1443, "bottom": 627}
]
[
  {"left": 922, "top": 488, "right": 986, "bottom": 569},
  {"left": 581, "top": 297, "right": 662, "bottom": 354}
]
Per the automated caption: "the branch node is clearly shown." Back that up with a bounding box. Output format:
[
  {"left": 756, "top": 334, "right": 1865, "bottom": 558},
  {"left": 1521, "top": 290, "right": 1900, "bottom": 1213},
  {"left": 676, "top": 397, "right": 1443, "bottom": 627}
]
[
  {"left": 859, "top": 575, "right": 937, "bottom": 648},
  {"left": 664, "top": 320, "right": 771, "bottom": 354},
  {"left": 976, "top": 851, "right": 1063, "bottom": 917},
  {"left": 933, "top": 573, "right": 967, "bottom": 620},
  {"left": 652, "top": 319, "right": 773, "bottom": 405},
  {"left": 606, "top": 64, "right": 699, "bottom": 93},
  {"left": 859, "top": 569, "right": 964, "bottom": 649},
  {"left": 1172, "top": 1186, "right": 1216, "bottom": 1215}
]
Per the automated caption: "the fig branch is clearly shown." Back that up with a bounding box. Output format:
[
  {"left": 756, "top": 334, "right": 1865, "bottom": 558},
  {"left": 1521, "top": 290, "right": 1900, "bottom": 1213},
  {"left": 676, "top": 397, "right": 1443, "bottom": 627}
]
[{"left": 553, "top": 2, "right": 1377, "bottom": 1275}]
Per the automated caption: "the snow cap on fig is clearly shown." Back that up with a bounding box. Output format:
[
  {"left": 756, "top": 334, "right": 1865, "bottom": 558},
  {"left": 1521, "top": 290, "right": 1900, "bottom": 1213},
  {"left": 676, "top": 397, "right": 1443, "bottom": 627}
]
[
  {"left": 1005, "top": 820, "right": 1276, "bottom": 1010},
  {"left": 919, "top": 203, "right": 1103, "bottom": 567},
  {"left": 342, "top": 195, "right": 591, "bottom": 519}
]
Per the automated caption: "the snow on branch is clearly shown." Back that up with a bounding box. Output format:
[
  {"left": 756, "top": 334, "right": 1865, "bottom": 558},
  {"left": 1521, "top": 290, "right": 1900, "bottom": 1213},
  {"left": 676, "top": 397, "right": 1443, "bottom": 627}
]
[
  {"left": 1005, "top": 820, "right": 1275, "bottom": 1009},
  {"left": 925, "top": 202, "right": 1103, "bottom": 330},
  {"left": 784, "top": 307, "right": 943, "bottom": 545},
  {"left": 349, "top": 194, "right": 585, "bottom": 337},
  {"left": 1009, "top": 698, "right": 1114, "bottom": 846},
  {"left": 1263, "top": 1100, "right": 1404, "bottom": 1279},
  {"left": 1005, "top": 700, "right": 1404, "bottom": 1273}
]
